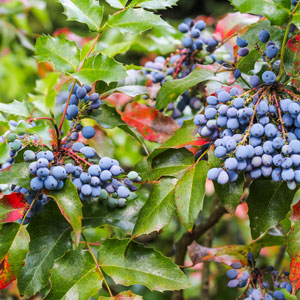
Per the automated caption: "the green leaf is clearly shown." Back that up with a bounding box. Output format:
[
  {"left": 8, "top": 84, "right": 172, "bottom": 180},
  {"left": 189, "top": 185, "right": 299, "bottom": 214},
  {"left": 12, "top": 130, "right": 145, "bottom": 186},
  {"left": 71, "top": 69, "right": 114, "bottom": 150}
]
[
  {"left": 18, "top": 202, "right": 72, "bottom": 298},
  {"left": 0, "top": 100, "right": 30, "bottom": 117},
  {"left": 175, "top": 161, "right": 209, "bottom": 231},
  {"left": 105, "top": 0, "right": 127, "bottom": 9},
  {"left": 247, "top": 180, "right": 297, "bottom": 239},
  {"left": 133, "top": 177, "right": 177, "bottom": 237},
  {"left": 44, "top": 250, "right": 103, "bottom": 300},
  {"left": 73, "top": 54, "right": 127, "bottom": 85},
  {"left": 83, "top": 198, "right": 144, "bottom": 235},
  {"left": 98, "top": 239, "right": 191, "bottom": 291},
  {"left": 58, "top": 0, "right": 103, "bottom": 31},
  {"left": 0, "top": 162, "right": 31, "bottom": 189},
  {"left": 136, "top": 148, "right": 195, "bottom": 181},
  {"left": 0, "top": 142, "right": 9, "bottom": 164},
  {"left": 133, "top": 0, "right": 179, "bottom": 9},
  {"left": 229, "top": 0, "right": 290, "bottom": 26},
  {"left": 35, "top": 35, "right": 80, "bottom": 73},
  {"left": 107, "top": 8, "right": 171, "bottom": 34},
  {"left": 0, "top": 223, "right": 29, "bottom": 281},
  {"left": 156, "top": 68, "right": 213, "bottom": 109},
  {"left": 102, "top": 41, "right": 132, "bottom": 57},
  {"left": 46, "top": 179, "right": 83, "bottom": 246},
  {"left": 237, "top": 50, "right": 261, "bottom": 73},
  {"left": 214, "top": 175, "right": 244, "bottom": 215},
  {"left": 34, "top": 72, "right": 60, "bottom": 109}
]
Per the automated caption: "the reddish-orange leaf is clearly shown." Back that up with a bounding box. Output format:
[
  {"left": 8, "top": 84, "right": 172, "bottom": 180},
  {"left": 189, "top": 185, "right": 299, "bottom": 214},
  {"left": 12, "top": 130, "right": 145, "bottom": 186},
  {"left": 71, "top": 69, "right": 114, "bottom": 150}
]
[
  {"left": 0, "top": 193, "right": 27, "bottom": 223},
  {"left": 0, "top": 255, "right": 15, "bottom": 290},
  {"left": 120, "top": 102, "right": 180, "bottom": 143},
  {"left": 104, "top": 93, "right": 132, "bottom": 110}
]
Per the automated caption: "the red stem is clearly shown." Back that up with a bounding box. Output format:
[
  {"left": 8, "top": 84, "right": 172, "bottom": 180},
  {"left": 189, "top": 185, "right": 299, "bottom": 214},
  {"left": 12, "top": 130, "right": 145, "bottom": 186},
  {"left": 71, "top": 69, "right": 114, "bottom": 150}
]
[
  {"left": 62, "top": 147, "right": 92, "bottom": 166},
  {"left": 273, "top": 91, "right": 287, "bottom": 142},
  {"left": 174, "top": 54, "right": 188, "bottom": 78}
]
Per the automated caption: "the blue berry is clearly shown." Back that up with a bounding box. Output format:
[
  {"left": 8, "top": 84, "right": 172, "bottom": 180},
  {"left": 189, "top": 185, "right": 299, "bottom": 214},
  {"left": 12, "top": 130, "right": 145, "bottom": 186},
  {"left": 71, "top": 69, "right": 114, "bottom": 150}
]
[
  {"left": 266, "top": 45, "right": 279, "bottom": 59},
  {"left": 99, "top": 157, "right": 113, "bottom": 170},
  {"left": 236, "top": 37, "right": 248, "bottom": 47},
  {"left": 82, "top": 126, "right": 95, "bottom": 139},
  {"left": 117, "top": 186, "right": 130, "bottom": 198},
  {"left": 37, "top": 167, "right": 50, "bottom": 179},
  {"left": 72, "top": 142, "right": 85, "bottom": 152},
  {"left": 218, "top": 92, "right": 231, "bottom": 103},
  {"left": 81, "top": 184, "right": 92, "bottom": 196},
  {"left": 80, "top": 172, "right": 91, "bottom": 184},
  {"left": 207, "top": 168, "right": 221, "bottom": 180},
  {"left": 259, "top": 30, "right": 270, "bottom": 43},
  {"left": 226, "top": 269, "right": 238, "bottom": 279},
  {"left": 250, "top": 75, "right": 261, "bottom": 87},
  {"left": 178, "top": 23, "right": 189, "bottom": 33},
  {"left": 195, "top": 20, "right": 206, "bottom": 31},
  {"left": 44, "top": 176, "right": 58, "bottom": 190},
  {"left": 238, "top": 47, "right": 249, "bottom": 56},
  {"left": 37, "top": 158, "right": 49, "bottom": 168},
  {"left": 80, "top": 146, "right": 96, "bottom": 158},
  {"left": 52, "top": 166, "right": 67, "bottom": 180},
  {"left": 217, "top": 170, "right": 229, "bottom": 184},
  {"left": 76, "top": 87, "right": 87, "bottom": 99},
  {"left": 100, "top": 170, "right": 112, "bottom": 181},
  {"left": 191, "top": 28, "right": 200, "bottom": 38},
  {"left": 182, "top": 37, "right": 193, "bottom": 48},
  {"left": 29, "top": 162, "right": 38, "bottom": 175},
  {"left": 67, "top": 105, "right": 79, "bottom": 119},
  {"left": 30, "top": 177, "right": 44, "bottom": 191},
  {"left": 262, "top": 71, "right": 276, "bottom": 84},
  {"left": 23, "top": 150, "right": 36, "bottom": 162}
]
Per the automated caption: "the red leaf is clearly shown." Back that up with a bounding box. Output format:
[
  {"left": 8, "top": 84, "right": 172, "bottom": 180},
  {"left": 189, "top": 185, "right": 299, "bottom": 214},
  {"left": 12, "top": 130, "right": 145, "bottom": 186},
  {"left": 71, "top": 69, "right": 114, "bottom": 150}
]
[
  {"left": 214, "top": 12, "right": 259, "bottom": 42},
  {"left": 120, "top": 102, "right": 180, "bottom": 143},
  {"left": 0, "top": 193, "right": 27, "bottom": 223},
  {"left": 105, "top": 93, "right": 132, "bottom": 110},
  {"left": 0, "top": 255, "right": 15, "bottom": 290}
]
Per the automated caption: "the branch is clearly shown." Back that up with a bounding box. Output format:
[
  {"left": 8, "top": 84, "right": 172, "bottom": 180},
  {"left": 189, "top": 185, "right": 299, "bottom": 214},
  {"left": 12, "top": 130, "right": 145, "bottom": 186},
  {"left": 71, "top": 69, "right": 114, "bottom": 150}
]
[{"left": 172, "top": 202, "right": 226, "bottom": 300}]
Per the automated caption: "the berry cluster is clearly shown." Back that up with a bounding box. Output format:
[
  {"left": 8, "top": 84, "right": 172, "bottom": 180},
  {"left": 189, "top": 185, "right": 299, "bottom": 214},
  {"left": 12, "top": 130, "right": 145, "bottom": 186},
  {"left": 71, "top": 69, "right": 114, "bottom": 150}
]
[
  {"left": 142, "top": 18, "right": 218, "bottom": 120},
  {"left": 0, "top": 120, "right": 38, "bottom": 170},
  {"left": 226, "top": 253, "right": 292, "bottom": 299},
  {"left": 194, "top": 30, "right": 300, "bottom": 189}
]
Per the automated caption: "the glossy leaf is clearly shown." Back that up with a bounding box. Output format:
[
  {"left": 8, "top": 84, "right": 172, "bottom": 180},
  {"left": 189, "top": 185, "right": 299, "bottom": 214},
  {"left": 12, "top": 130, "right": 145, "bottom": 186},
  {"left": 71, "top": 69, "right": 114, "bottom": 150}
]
[
  {"left": 214, "top": 175, "right": 244, "bottom": 215},
  {"left": 0, "top": 162, "right": 31, "bottom": 189},
  {"left": 18, "top": 202, "right": 72, "bottom": 298},
  {"left": 237, "top": 50, "right": 261, "bottom": 73},
  {"left": 156, "top": 68, "right": 213, "bottom": 109},
  {"left": 0, "top": 142, "right": 9, "bottom": 164},
  {"left": 107, "top": 8, "right": 171, "bottom": 34},
  {"left": 247, "top": 180, "right": 297, "bottom": 239},
  {"left": 175, "top": 161, "right": 209, "bottom": 231},
  {"left": 98, "top": 239, "right": 191, "bottom": 291},
  {"left": 46, "top": 179, "right": 83, "bottom": 246},
  {"left": 120, "top": 102, "right": 180, "bottom": 143},
  {"left": 0, "top": 193, "right": 27, "bottom": 223},
  {"left": 44, "top": 250, "right": 103, "bottom": 300},
  {"left": 58, "top": 0, "right": 103, "bottom": 31},
  {"left": 0, "top": 223, "right": 29, "bottom": 289},
  {"left": 136, "top": 148, "right": 195, "bottom": 181},
  {"left": 0, "top": 100, "right": 30, "bottom": 117},
  {"left": 229, "top": 0, "right": 290, "bottom": 26},
  {"left": 105, "top": 0, "right": 127, "bottom": 9},
  {"left": 83, "top": 198, "right": 144, "bottom": 235},
  {"left": 133, "top": 177, "right": 177, "bottom": 237},
  {"left": 73, "top": 54, "right": 127, "bottom": 85},
  {"left": 35, "top": 35, "right": 80, "bottom": 73},
  {"left": 130, "top": 0, "right": 179, "bottom": 9}
]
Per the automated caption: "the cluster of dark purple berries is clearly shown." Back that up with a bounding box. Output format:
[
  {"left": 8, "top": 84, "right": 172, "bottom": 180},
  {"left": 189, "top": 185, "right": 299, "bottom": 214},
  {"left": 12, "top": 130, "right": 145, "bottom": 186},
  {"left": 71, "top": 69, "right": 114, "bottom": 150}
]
[
  {"left": 142, "top": 18, "right": 218, "bottom": 119},
  {"left": 234, "top": 29, "right": 279, "bottom": 85},
  {"left": 194, "top": 84, "right": 300, "bottom": 189},
  {"left": 0, "top": 120, "right": 38, "bottom": 170},
  {"left": 226, "top": 253, "right": 292, "bottom": 299}
]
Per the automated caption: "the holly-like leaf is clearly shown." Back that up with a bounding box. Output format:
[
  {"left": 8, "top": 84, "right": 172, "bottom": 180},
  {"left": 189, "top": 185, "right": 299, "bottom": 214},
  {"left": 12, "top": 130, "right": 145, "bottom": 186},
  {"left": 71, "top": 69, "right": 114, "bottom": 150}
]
[
  {"left": 287, "top": 201, "right": 300, "bottom": 291},
  {"left": 0, "top": 223, "right": 29, "bottom": 289},
  {"left": 0, "top": 162, "right": 31, "bottom": 189},
  {"left": 156, "top": 68, "right": 213, "bottom": 110},
  {"left": 284, "top": 35, "right": 300, "bottom": 78},
  {"left": 18, "top": 202, "right": 72, "bottom": 298},
  {"left": 247, "top": 180, "right": 297, "bottom": 239},
  {"left": 0, "top": 142, "right": 9, "bottom": 164},
  {"left": 83, "top": 198, "right": 144, "bottom": 235},
  {"left": 98, "top": 239, "right": 191, "bottom": 291},
  {"left": 107, "top": 8, "right": 171, "bottom": 34},
  {"left": 229, "top": 0, "right": 290, "bottom": 26},
  {"left": 133, "top": 177, "right": 177, "bottom": 237},
  {"left": 44, "top": 250, "right": 103, "bottom": 300},
  {"left": 214, "top": 175, "right": 244, "bottom": 215},
  {"left": 0, "top": 100, "right": 30, "bottom": 117},
  {"left": 105, "top": 0, "right": 127, "bottom": 9},
  {"left": 237, "top": 50, "right": 262, "bottom": 73},
  {"left": 73, "top": 54, "right": 127, "bottom": 85},
  {"left": 120, "top": 102, "right": 180, "bottom": 143},
  {"left": 291, "top": 6, "right": 300, "bottom": 29},
  {"left": 214, "top": 12, "right": 260, "bottom": 41},
  {"left": 175, "top": 161, "right": 209, "bottom": 231},
  {"left": 99, "top": 290, "right": 142, "bottom": 299},
  {"left": 58, "top": 0, "right": 103, "bottom": 31},
  {"left": 130, "top": 0, "right": 179, "bottom": 9},
  {"left": 35, "top": 35, "right": 80, "bottom": 73},
  {"left": 46, "top": 179, "right": 83, "bottom": 246},
  {"left": 136, "top": 148, "right": 195, "bottom": 181},
  {"left": 0, "top": 193, "right": 27, "bottom": 223}
]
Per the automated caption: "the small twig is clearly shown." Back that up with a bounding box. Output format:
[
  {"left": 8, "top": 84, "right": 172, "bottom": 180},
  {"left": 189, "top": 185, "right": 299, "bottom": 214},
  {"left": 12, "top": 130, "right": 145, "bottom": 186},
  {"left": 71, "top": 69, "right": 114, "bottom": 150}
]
[
  {"left": 21, "top": 194, "right": 38, "bottom": 226},
  {"left": 273, "top": 91, "right": 287, "bottom": 142},
  {"left": 62, "top": 148, "right": 92, "bottom": 166}
]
